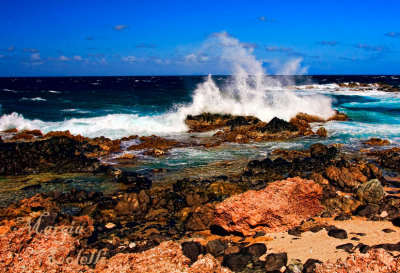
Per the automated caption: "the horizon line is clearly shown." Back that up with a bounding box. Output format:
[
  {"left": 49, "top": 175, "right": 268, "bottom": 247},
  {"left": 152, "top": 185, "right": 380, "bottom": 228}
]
[{"left": 1, "top": 74, "right": 400, "bottom": 78}]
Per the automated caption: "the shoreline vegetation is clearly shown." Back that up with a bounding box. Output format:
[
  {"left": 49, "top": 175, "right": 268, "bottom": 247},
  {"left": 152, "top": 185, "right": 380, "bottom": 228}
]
[{"left": 0, "top": 84, "right": 400, "bottom": 272}]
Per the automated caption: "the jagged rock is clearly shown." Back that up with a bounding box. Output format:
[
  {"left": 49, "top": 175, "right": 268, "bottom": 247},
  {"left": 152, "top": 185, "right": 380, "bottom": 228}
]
[
  {"left": 324, "top": 166, "right": 366, "bottom": 191},
  {"left": 115, "top": 171, "right": 152, "bottom": 191},
  {"left": 303, "top": 258, "right": 322, "bottom": 273},
  {"left": 355, "top": 204, "right": 380, "bottom": 218},
  {"left": 259, "top": 117, "right": 298, "bottom": 133},
  {"left": 206, "top": 240, "right": 226, "bottom": 257},
  {"left": 264, "top": 253, "right": 288, "bottom": 272},
  {"left": 0, "top": 136, "right": 99, "bottom": 175},
  {"left": 0, "top": 225, "right": 91, "bottom": 272},
  {"left": 128, "top": 135, "right": 179, "bottom": 151},
  {"left": 310, "top": 143, "right": 337, "bottom": 160},
  {"left": 246, "top": 243, "right": 267, "bottom": 259},
  {"left": 315, "top": 249, "right": 400, "bottom": 272},
  {"left": 181, "top": 241, "right": 205, "bottom": 262},
  {"left": 94, "top": 241, "right": 231, "bottom": 272},
  {"left": 356, "top": 179, "right": 385, "bottom": 203},
  {"left": 222, "top": 252, "right": 252, "bottom": 272},
  {"left": 184, "top": 203, "right": 215, "bottom": 231},
  {"left": 214, "top": 177, "right": 323, "bottom": 236},
  {"left": 365, "top": 138, "right": 390, "bottom": 146},
  {"left": 114, "top": 190, "right": 151, "bottom": 216},
  {"left": 317, "top": 127, "right": 327, "bottom": 137}
]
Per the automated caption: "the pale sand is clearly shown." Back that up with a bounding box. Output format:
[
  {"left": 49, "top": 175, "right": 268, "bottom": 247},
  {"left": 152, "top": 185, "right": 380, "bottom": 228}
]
[{"left": 263, "top": 217, "right": 400, "bottom": 263}]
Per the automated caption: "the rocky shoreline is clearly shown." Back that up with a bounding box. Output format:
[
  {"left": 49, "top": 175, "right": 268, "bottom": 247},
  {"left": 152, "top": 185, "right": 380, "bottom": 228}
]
[{"left": 0, "top": 112, "right": 399, "bottom": 272}]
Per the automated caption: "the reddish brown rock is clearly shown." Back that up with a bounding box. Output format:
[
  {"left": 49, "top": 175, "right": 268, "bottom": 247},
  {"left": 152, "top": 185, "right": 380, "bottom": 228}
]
[
  {"left": 115, "top": 153, "right": 137, "bottom": 160},
  {"left": 94, "top": 241, "right": 231, "bottom": 273},
  {"left": 272, "top": 148, "right": 310, "bottom": 160},
  {"left": 317, "top": 127, "right": 328, "bottom": 137},
  {"left": 327, "top": 111, "right": 349, "bottom": 121},
  {"left": 0, "top": 226, "right": 91, "bottom": 272},
  {"left": 325, "top": 166, "right": 367, "bottom": 191},
  {"left": 189, "top": 254, "right": 232, "bottom": 273},
  {"left": 89, "top": 136, "right": 121, "bottom": 153},
  {"left": 2, "top": 128, "right": 18, "bottom": 133},
  {"left": 214, "top": 177, "right": 324, "bottom": 236},
  {"left": 20, "top": 129, "right": 43, "bottom": 136},
  {"left": 291, "top": 113, "right": 325, "bottom": 123},
  {"left": 315, "top": 249, "right": 400, "bottom": 273},
  {"left": 365, "top": 137, "right": 390, "bottom": 146},
  {"left": 185, "top": 113, "right": 234, "bottom": 132},
  {"left": 144, "top": 148, "right": 166, "bottom": 156},
  {"left": 10, "top": 132, "right": 35, "bottom": 140},
  {"left": 42, "top": 131, "right": 121, "bottom": 156},
  {"left": 128, "top": 135, "right": 179, "bottom": 151},
  {"left": 185, "top": 203, "right": 215, "bottom": 231},
  {"left": 0, "top": 194, "right": 60, "bottom": 219}
]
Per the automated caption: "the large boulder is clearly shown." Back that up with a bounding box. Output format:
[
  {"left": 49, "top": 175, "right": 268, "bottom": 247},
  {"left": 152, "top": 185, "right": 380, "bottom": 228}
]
[
  {"left": 214, "top": 177, "right": 324, "bottom": 236},
  {"left": 356, "top": 179, "right": 385, "bottom": 203}
]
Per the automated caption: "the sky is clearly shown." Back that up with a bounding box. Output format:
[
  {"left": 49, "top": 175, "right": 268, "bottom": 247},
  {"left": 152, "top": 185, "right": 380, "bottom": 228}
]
[{"left": 0, "top": 0, "right": 399, "bottom": 76}]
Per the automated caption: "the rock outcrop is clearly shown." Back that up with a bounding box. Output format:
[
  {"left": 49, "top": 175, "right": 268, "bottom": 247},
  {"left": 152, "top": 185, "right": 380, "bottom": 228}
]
[
  {"left": 0, "top": 136, "right": 100, "bottom": 175},
  {"left": 214, "top": 177, "right": 324, "bottom": 235},
  {"left": 315, "top": 249, "right": 400, "bottom": 273},
  {"left": 365, "top": 138, "right": 390, "bottom": 146},
  {"left": 94, "top": 241, "right": 231, "bottom": 273}
]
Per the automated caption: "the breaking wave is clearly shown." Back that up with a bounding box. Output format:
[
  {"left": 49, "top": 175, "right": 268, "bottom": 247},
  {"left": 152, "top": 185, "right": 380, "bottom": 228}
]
[{"left": 0, "top": 32, "right": 335, "bottom": 138}]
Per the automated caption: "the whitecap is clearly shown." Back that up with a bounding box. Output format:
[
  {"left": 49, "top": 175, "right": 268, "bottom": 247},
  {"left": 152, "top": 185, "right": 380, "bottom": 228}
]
[{"left": 20, "top": 97, "right": 47, "bottom": 102}]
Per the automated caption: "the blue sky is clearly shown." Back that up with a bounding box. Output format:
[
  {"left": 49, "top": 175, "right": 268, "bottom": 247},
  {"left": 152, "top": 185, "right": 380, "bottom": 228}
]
[{"left": 0, "top": 0, "right": 399, "bottom": 76}]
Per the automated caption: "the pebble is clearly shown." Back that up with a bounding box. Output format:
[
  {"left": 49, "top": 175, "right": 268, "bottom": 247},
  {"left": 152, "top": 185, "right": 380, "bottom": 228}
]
[{"left": 105, "top": 223, "right": 116, "bottom": 229}]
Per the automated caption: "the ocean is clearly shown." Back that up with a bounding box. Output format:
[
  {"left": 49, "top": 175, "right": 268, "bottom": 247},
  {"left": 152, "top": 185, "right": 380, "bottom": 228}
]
[{"left": 1, "top": 75, "right": 400, "bottom": 173}]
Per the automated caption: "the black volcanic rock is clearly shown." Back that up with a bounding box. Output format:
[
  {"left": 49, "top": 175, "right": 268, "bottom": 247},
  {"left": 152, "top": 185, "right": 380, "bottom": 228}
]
[
  {"left": 327, "top": 228, "right": 348, "bottom": 239},
  {"left": 115, "top": 171, "right": 152, "bottom": 191},
  {"left": 264, "top": 253, "right": 288, "bottom": 271},
  {"left": 223, "top": 252, "right": 252, "bottom": 272},
  {"left": 259, "top": 117, "right": 298, "bottom": 133},
  {"left": 181, "top": 241, "right": 204, "bottom": 262},
  {"left": 0, "top": 136, "right": 99, "bottom": 175}
]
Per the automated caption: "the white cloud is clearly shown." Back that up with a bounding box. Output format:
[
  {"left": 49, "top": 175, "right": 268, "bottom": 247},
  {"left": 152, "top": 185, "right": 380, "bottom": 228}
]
[
  {"left": 24, "top": 48, "right": 39, "bottom": 53},
  {"left": 184, "top": 54, "right": 196, "bottom": 62},
  {"left": 259, "top": 16, "right": 275, "bottom": 23},
  {"left": 58, "top": 55, "right": 70, "bottom": 61},
  {"left": 73, "top": 55, "right": 82, "bottom": 61},
  {"left": 7, "top": 46, "right": 14, "bottom": 52},
  {"left": 31, "top": 53, "right": 41, "bottom": 61},
  {"left": 0, "top": 54, "right": 4, "bottom": 58},
  {"left": 114, "top": 25, "right": 129, "bottom": 31}
]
